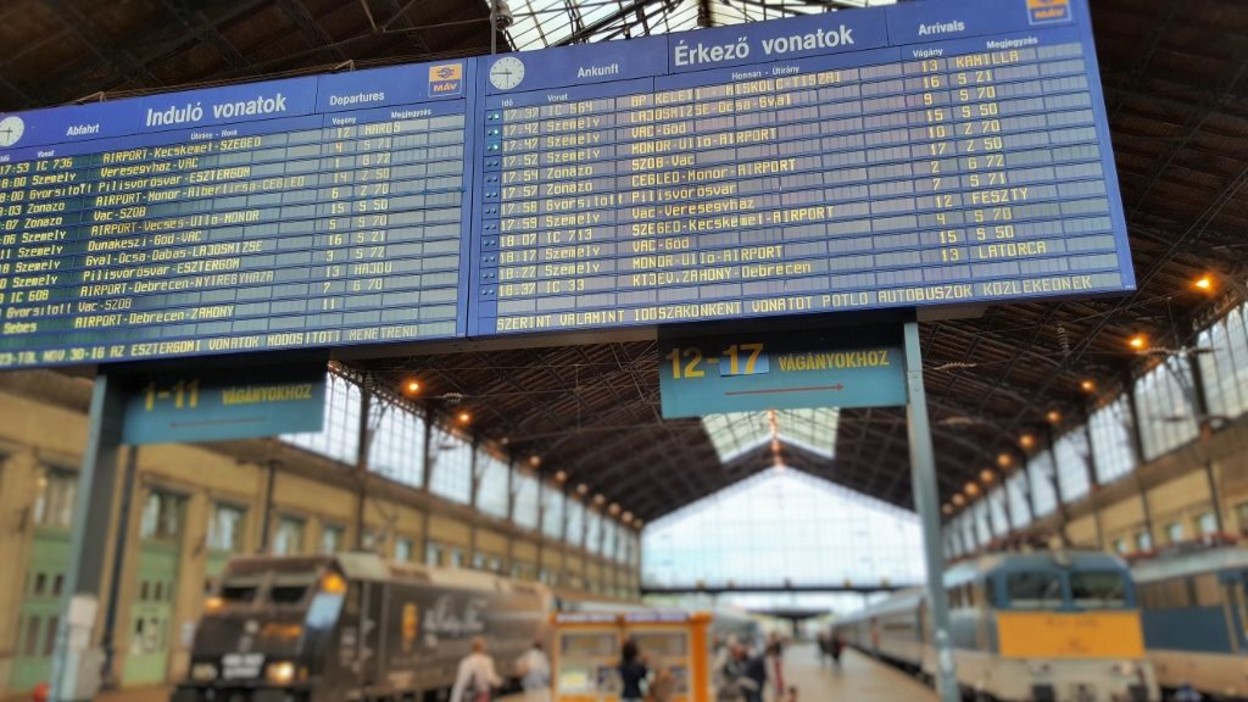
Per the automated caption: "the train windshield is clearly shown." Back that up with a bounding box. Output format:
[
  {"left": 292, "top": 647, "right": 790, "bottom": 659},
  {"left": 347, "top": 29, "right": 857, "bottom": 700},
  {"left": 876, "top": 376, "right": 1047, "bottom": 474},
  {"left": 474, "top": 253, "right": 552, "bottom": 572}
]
[
  {"left": 220, "top": 581, "right": 261, "bottom": 603},
  {"left": 1069, "top": 571, "right": 1128, "bottom": 609},
  {"left": 1005, "top": 571, "right": 1064, "bottom": 609}
]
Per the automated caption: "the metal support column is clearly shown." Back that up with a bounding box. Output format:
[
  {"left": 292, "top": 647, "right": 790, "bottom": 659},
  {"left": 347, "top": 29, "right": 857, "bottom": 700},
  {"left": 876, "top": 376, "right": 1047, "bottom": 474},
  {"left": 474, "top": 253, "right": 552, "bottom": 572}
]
[
  {"left": 1184, "top": 349, "right": 1226, "bottom": 532},
  {"left": 51, "top": 374, "right": 126, "bottom": 702},
  {"left": 1044, "top": 428, "right": 1073, "bottom": 547},
  {"left": 258, "top": 458, "right": 278, "bottom": 553},
  {"left": 98, "top": 445, "right": 138, "bottom": 689},
  {"left": 1122, "top": 368, "right": 1156, "bottom": 543},
  {"left": 469, "top": 438, "right": 481, "bottom": 565},
  {"left": 902, "top": 321, "right": 959, "bottom": 702},
  {"left": 1079, "top": 407, "right": 1107, "bottom": 549},
  {"left": 354, "top": 388, "right": 372, "bottom": 549},
  {"left": 505, "top": 456, "right": 517, "bottom": 576},
  {"left": 420, "top": 402, "right": 435, "bottom": 562}
]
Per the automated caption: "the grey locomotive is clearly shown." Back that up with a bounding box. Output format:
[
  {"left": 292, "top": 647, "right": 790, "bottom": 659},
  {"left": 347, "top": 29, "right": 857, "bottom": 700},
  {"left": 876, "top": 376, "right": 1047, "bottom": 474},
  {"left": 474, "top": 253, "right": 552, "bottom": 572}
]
[{"left": 173, "top": 552, "right": 556, "bottom": 702}]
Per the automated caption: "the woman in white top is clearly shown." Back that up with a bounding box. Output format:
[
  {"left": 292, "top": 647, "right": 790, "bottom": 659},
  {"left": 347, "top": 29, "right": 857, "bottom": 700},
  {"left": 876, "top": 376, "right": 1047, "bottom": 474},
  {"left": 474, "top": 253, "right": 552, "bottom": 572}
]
[
  {"left": 450, "top": 637, "right": 502, "bottom": 702},
  {"left": 516, "top": 640, "right": 552, "bottom": 702}
]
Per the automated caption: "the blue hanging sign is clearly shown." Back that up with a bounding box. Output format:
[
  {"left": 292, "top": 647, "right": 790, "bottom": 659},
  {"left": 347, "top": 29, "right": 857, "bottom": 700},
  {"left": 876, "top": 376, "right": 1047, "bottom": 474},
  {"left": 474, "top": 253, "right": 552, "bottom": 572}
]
[
  {"left": 658, "top": 329, "right": 906, "bottom": 418},
  {"left": 121, "top": 365, "right": 326, "bottom": 444}
]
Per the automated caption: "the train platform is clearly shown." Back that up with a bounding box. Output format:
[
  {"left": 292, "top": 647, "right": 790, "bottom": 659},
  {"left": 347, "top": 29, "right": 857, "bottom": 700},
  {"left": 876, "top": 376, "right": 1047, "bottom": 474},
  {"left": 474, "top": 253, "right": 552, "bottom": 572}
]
[
  {"left": 781, "top": 644, "right": 936, "bottom": 702},
  {"left": 89, "top": 645, "right": 934, "bottom": 702}
]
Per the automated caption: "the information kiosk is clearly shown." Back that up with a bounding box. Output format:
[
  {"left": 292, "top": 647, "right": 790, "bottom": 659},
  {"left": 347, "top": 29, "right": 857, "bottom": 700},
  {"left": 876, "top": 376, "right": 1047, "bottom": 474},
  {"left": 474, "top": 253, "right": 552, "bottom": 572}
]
[
  {"left": 553, "top": 613, "right": 624, "bottom": 702},
  {"left": 551, "top": 611, "right": 712, "bottom": 702},
  {"left": 621, "top": 611, "right": 710, "bottom": 702}
]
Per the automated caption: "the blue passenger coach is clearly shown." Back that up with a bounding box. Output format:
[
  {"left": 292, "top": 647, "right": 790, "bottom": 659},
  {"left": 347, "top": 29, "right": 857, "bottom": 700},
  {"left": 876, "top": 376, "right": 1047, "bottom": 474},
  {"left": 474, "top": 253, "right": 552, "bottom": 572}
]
[{"left": 1132, "top": 545, "right": 1248, "bottom": 699}]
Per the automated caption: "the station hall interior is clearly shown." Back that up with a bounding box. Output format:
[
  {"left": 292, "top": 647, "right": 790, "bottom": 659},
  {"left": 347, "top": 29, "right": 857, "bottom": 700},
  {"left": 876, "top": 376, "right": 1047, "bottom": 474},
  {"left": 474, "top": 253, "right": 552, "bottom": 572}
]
[{"left": 0, "top": 0, "right": 1246, "bottom": 701}]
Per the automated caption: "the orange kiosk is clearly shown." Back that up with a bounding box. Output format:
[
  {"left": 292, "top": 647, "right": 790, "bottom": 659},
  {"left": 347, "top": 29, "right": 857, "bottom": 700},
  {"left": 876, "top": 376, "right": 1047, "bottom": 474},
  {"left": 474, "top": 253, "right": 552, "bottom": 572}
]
[{"left": 552, "top": 611, "right": 711, "bottom": 702}]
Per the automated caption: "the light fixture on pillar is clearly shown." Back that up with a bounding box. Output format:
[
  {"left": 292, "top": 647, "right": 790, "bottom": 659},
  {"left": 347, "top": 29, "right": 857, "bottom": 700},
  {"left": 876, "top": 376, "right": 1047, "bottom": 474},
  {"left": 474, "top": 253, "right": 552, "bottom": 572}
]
[
  {"left": 576, "top": 483, "right": 589, "bottom": 496},
  {"left": 1193, "top": 273, "right": 1215, "bottom": 293},
  {"left": 942, "top": 504, "right": 953, "bottom": 516},
  {"left": 952, "top": 494, "right": 966, "bottom": 507},
  {"left": 1128, "top": 333, "right": 1149, "bottom": 352},
  {"left": 996, "top": 452, "right": 1013, "bottom": 469},
  {"left": 1046, "top": 409, "right": 1062, "bottom": 425},
  {"left": 593, "top": 493, "right": 606, "bottom": 506},
  {"left": 528, "top": 455, "right": 541, "bottom": 468},
  {"left": 554, "top": 470, "right": 567, "bottom": 483},
  {"left": 964, "top": 482, "right": 981, "bottom": 498},
  {"left": 1018, "top": 434, "right": 1036, "bottom": 450},
  {"left": 1080, "top": 378, "right": 1096, "bottom": 393},
  {"left": 622, "top": 511, "right": 633, "bottom": 523},
  {"left": 980, "top": 469, "right": 995, "bottom": 484},
  {"left": 401, "top": 377, "right": 422, "bottom": 397},
  {"left": 608, "top": 503, "right": 620, "bottom": 516},
  {"left": 456, "top": 410, "right": 472, "bottom": 425}
]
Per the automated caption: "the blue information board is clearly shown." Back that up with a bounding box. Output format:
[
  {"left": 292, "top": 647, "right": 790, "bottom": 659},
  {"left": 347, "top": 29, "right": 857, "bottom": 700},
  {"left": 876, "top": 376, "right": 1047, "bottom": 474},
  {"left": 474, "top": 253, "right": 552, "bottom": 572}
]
[
  {"left": 0, "top": 0, "right": 1130, "bottom": 369},
  {"left": 0, "top": 60, "right": 477, "bottom": 368},
  {"left": 470, "top": 0, "right": 1131, "bottom": 335}
]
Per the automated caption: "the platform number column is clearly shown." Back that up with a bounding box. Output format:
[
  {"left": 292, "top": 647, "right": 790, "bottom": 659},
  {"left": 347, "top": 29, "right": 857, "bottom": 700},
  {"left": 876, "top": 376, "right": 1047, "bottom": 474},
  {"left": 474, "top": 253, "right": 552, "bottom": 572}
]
[
  {"left": 908, "top": 57, "right": 966, "bottom": 266},
  {"left": 319, "top": 124, "right": 359, "bottom": 314}
]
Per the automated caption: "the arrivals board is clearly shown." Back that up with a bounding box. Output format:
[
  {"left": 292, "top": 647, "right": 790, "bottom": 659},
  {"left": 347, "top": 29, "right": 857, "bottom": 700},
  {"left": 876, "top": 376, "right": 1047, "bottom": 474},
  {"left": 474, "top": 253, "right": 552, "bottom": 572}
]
[
  {"left": 470, "top": 0, "right": 1132, "bottom": 335},
  {"left": 0, "top": 0, "right": 1132, "bottom": 369},
  {"left": 0, "top": 61, "right": 475, "bottom": 368}
]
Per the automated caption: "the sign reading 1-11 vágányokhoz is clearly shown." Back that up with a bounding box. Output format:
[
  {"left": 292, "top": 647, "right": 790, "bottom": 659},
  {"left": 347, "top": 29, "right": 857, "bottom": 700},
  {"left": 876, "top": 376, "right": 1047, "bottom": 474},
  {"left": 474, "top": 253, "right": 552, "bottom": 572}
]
[{"left": 0, "top": 0, "right": 1130, "bottom": 369}]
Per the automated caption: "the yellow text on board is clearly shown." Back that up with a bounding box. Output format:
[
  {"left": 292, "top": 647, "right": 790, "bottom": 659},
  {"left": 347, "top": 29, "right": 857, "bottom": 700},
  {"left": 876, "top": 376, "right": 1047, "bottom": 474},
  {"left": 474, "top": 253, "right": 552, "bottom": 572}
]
[
  {"left": 995, "top": 611, "right": 1145, "bottom": 659},
  {"left": 775, "top": 349, "right": 892, "bottom": 372}
]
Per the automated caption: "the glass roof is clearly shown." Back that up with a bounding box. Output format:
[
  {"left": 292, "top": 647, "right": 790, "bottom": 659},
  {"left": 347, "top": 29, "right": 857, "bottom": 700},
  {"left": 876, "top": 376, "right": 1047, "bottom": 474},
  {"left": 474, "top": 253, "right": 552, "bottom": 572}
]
[
  {"left": 493, "top": 0, "right": 897, "bottom": 52},
  {"left": 642, "top": 469, "right": 925, "bottom": 597},
  {"left": 703, "top": 408, "right": 838, "bottom": 463}
]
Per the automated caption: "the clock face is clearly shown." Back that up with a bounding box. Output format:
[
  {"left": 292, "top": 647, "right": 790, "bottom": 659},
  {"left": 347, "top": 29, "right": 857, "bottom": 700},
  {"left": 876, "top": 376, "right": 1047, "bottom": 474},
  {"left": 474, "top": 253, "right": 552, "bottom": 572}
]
[
  {"left": 489, "top": 57, "right": 526, "bottom": 90},
  {"left": 0, "top": 116, "right": 24, "bottom": 148}
]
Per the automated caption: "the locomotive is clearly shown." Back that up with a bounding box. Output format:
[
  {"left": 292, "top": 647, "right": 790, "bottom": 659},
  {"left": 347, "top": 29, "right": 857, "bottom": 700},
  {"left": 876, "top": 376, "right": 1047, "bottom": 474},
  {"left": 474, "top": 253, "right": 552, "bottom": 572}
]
[
  {"left": 834, "top": 550, "right": 1159, "bottom": 702},
  {"left": 172, "top": 552, "right": 632, "bottom": 702}
]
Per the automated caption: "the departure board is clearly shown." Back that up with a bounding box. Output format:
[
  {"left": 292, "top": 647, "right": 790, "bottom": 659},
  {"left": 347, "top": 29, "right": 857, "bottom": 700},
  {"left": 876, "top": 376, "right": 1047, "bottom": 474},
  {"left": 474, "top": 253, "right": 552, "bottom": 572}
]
[
  {"left": 469, "top": 0, "right": 1133, "bottom": 335},
  {"left": 0, "top": 61, "right": 476, "bottom": 368},
  {"left": 0, "top": 0, "right": 1133, "bottom": 369}
]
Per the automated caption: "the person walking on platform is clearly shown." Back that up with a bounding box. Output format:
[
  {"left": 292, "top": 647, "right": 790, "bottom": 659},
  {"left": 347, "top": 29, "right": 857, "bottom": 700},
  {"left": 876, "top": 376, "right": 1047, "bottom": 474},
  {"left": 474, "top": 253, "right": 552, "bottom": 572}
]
[
  {"left": 830, "top": 633, "right": 844, "bottom": 670},
  {"left": 516, "top": 640, "right": 552, "bottom": 702},
  {"left": 715, "top": 643, "right": 750, "bottom": 702},
  {"left": 815, "top": 632, "right": 830, "bottom": 668},
  {"left": 743, "top": 643, "right": 768, "bottom": 702},
  {"left": 618, "top": 639, "right": 649, "bottom": 702},
  {"left": 450, "top": 636, "right": 502, "bottom": 702},
  {"left": 765, "top": 633, "right": 785, "bottom": 700}
]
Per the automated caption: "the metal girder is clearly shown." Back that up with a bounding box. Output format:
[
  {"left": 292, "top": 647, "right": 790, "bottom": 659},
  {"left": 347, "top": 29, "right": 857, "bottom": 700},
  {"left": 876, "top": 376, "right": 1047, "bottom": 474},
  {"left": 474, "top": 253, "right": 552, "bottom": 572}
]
[
  {"left": 554, "top": 0, "right": 665, "bottom": 46},
  {"left": 274, "top": 0, "right": 349, "bottom": 62},
  {"left": 161, "top": 0, "right": 249, "bottom": 69},
  {"left": 41, "top": 0, "right": 163, "bottom": 88}
]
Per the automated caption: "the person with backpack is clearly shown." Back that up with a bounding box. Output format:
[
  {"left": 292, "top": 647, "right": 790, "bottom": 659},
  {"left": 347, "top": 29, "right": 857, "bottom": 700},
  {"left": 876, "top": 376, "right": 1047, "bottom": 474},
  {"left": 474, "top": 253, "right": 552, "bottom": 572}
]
[
  {"left": 450, "top": 637, "right": 502, "bottom": 702},
  {"left": 515, "top": 640, "right": 552, "bottom": 702}
]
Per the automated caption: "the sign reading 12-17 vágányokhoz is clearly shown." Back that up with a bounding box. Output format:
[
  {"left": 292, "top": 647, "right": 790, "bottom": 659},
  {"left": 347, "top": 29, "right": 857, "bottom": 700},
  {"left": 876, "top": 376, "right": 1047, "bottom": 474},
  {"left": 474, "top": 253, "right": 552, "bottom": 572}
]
[
  {"left": 0, "top": 0, "right": 1129, "bottom": 368},
  {"left": 658, "top": 333, "right": 906, "bottom": 418}
]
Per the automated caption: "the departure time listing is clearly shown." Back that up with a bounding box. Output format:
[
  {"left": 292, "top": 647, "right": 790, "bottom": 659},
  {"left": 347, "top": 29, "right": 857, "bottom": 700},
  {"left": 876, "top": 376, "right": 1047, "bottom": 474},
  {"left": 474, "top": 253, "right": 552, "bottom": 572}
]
[{"left": 0, "top": 102, "right": 469, "bottom": 368}]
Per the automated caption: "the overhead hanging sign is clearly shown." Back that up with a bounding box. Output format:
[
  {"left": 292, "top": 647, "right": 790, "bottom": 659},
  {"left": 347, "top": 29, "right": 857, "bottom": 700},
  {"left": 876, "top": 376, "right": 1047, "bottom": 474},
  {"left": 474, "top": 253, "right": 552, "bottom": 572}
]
[
  {"left": 658, "top": 329, "right": 906, "bottom": 418},
  {"left": 120, "top": 365, "right": 326, "bottom": 444},
  {"left": 0, "top": 0, "right": 1129, "bottom": 369}
]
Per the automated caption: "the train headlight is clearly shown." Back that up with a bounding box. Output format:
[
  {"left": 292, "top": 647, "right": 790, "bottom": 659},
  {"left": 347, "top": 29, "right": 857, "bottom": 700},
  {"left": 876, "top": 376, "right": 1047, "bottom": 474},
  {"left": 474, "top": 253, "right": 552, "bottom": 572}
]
[
  {"left": 265, "top": 661, "right": 295, "bottom": 685},
  {"left": 190, "top": 663, "right": 217, "bottom": 681}
]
